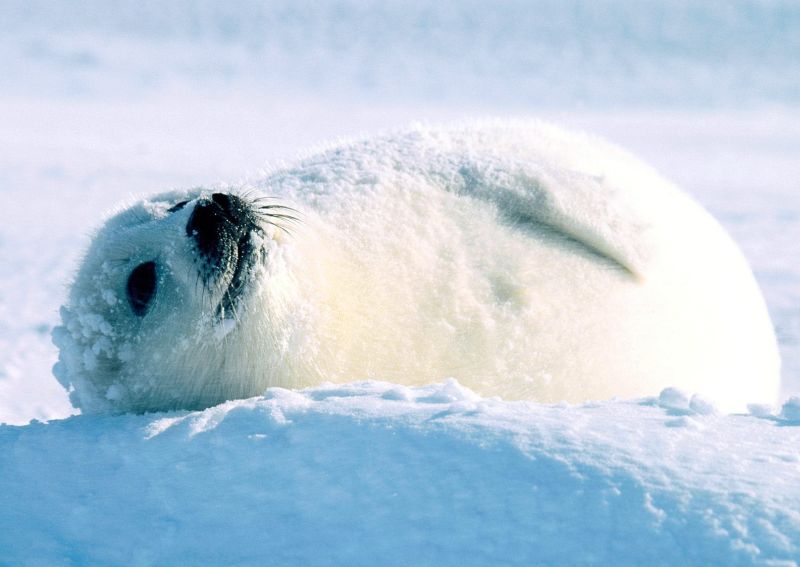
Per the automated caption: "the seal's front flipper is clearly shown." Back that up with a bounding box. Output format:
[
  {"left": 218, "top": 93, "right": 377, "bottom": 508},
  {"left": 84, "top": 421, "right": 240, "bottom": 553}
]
[{"left": 456, "top": 161, "right": 650, "bottom": 281}]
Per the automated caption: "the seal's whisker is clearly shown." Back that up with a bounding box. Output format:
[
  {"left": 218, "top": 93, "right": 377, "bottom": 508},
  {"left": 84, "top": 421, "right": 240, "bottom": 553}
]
[
  {"left": 252, "top": 209, "right": 300, "bottom": 236},
  {"left": 256, "top": 212, "right": 301, "bottom": 224},
  {"left": 261, "top": 219, "right": 295, "bottom": 238},
  {"left": 256, "top": 210, "right": 302, "bottom": 223},
  {"left": 225, "top": 290, "right": 243, "bottom": 326},
  {"left": 257, "top": 203, "right": 301, "bottom": 214},
  {"left": 250, "top": 195, "right": 285, "bottom": 203},
  {"left": 240, "top": 188, "right": 258, "bottom": 200}
]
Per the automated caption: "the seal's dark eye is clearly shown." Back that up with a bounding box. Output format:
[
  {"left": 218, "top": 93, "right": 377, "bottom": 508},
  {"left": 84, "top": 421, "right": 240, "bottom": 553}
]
[
  {"left": 167, "top": 200, "right": 189, "bottom": 213},
  {"left": 127, "top": 261, "right": 157, "bottom": 316}
]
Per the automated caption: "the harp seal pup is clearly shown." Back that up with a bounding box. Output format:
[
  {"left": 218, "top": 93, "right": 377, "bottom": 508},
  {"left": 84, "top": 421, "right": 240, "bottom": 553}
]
[{"left": 52, "top": 121, "right": 780, "bottom": 414}]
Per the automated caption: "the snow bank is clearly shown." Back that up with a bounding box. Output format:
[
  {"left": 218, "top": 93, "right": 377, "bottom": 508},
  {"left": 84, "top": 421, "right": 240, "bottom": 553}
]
[{"left": 2, "top": 380, "right": 799, "bottom": 565}]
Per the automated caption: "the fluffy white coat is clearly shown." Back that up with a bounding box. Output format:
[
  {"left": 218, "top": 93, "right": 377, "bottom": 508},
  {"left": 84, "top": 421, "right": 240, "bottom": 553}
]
[{"left": 53, "top": 121, "right": 780, "bottom": 413}]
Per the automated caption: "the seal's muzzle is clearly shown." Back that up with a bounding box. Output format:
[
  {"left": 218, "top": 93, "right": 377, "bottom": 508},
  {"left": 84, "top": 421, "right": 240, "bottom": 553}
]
[{"left": 186, "top": 193, "right": 262, "bottom": 318}]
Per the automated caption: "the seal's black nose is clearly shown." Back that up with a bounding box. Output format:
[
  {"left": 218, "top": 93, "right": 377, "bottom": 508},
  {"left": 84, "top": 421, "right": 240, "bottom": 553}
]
[
  {"left": 209, "top": 193, "right": 242, "bottom": 224},
  {"left": 186, "top": 193, "right": 254, "bottom": 263}
]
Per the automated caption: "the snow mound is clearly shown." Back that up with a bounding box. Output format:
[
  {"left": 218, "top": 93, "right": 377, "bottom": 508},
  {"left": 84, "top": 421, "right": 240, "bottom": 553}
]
[{"left": 2, "top": 380, "right": 799, "bottom": 565}]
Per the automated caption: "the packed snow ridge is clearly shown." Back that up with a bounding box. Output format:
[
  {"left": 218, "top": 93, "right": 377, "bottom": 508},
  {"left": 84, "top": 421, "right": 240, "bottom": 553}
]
[{"left": 2, "top": 380, "right": 799, "bottom": 566}]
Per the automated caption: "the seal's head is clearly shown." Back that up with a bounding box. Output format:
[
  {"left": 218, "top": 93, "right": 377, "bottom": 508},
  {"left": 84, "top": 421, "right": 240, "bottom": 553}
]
[{"left": 53, "top": 190, "right": 293, "bottom": 413}]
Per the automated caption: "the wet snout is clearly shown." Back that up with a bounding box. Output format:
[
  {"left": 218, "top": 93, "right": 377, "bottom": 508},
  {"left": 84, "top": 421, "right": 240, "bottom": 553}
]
[
  {"left": 186, "top": 194, "right": 251, "bottom": 255},
  {"left": 186, "top": 193, "right": 260, "bottom": 288}
]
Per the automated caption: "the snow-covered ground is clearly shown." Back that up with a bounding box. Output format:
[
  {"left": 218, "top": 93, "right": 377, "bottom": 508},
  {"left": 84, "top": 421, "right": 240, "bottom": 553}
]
[
  {"left": 1, "top": 1, "right": 799, "bottom": 564},
  {"left": 3, "top": 380, "right": 800, "bottom": 565}
]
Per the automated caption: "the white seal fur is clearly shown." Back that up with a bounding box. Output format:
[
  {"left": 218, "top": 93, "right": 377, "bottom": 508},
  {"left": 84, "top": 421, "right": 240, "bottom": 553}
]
[{"left": 53, "top": 121, "right": 780, "bottom": 413}]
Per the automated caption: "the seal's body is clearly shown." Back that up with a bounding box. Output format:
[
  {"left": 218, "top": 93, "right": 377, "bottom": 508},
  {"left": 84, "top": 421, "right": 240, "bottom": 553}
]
[{"left": 53, "top": 121, "right": 780, "bottom": 413}]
